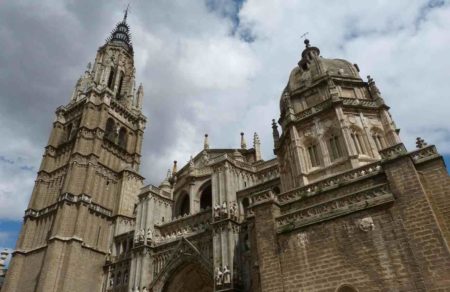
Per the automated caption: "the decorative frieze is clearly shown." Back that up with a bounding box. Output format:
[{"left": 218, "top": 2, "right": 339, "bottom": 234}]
[
  {"left": 276, "top": 184, "right": 393, "bottom": 232},
  {"left": 24, "top": 192, "right": 113, "bottom": 219},
  {"left": 278, "top": 161, "right": 382, "bottom": 203}
]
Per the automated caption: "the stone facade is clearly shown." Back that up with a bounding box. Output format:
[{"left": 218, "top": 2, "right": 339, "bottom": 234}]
[{"left": 3, "top": 17, "right": 450, "bottom": 292}]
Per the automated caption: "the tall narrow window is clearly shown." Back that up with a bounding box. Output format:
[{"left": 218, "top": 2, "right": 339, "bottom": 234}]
[
  {"left": 118, "top": 127, "right": 127, "bottom": 149},
  {"left": 328, "top": 134, "right": 343, "bottom": 161},
  {"left": 372, "top": 132, "right": 385, "bottom": 151},
  {"left": 351, "top": 131, "right": 365, "bottom": 154},
  {"left": 117, "top": 72, "right": 124, "bottom": 97},
  {"left": 307, "top": 143, "right": 321, "bottom": 167},
  {"left": 107, "top": 67, "right": 115, "bottom": 89},
  {"left": 105, "top": 118, "right": 115, "bottom": 141}
]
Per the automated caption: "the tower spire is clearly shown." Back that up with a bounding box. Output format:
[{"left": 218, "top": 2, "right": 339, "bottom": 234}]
[{"left": 124, "top": 3, "right": 130, "bottom": 21}]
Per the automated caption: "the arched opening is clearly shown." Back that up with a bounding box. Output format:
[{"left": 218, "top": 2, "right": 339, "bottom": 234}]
[
  {"left": 337, "top": 284, "right": 358, "bottom": 292},
  {"left": 118, "top": 127, "right": 127, "bottom": 149},
  {"left": 371, "top": 128, "right": 386, "bottom": 151},
  {"left": 200, "top": 184, "right": 212, "bottom": 210},
  {"left": 105, "top": 118, "right": 115, "bottom": 141},
  {"left": 163, "top": 262, "right": 213, "bottom": 292},
  {"left": 177, "top": 193, "right": 190, "bottom": 217},
  {"left": 107, "top": 67, "right": 115, "bottom": 89},
  {"left": 327, "top": 131, "right": 344, "bottom": 161}
]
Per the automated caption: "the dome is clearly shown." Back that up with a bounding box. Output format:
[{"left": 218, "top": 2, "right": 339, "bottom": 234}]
[{"left": 282, "top": 40, "right": 361, "bottom": 96}]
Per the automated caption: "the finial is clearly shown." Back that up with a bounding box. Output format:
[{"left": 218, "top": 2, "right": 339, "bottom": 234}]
[
  {"left": 416, "top": 137, "right": 428, "bottom": 149},
  {"left": 240, "top": 132, "right": 247, "bottom": 149},
  {"left": 86, "top": 62, "right": 91, "bottom": 71},
  {"left": 123, "top": 3, "right": 130, "bottom": 21},
  {"left": 253, "top": 132, "right": 260, "bottom": 145},
  {"left": 204, "top": 134, "right": 210, "bottom": 149},
  {"left": 166, "top": 169, "right": 171, "bottom": 178},
  {"left": 367, "top": 75, "right": 374, "bottom": 84},
  {"left": 272, "top": 119, "right": 280, "bottom": 142},
  {"left": 189, "top": 155, "right": 195, "bottom": 168},
  {"left": 172, "top": 160, "right": 177, "bottom": 174},
  {"left": 304, "top": 39, "right": 310, "bottom": 48}
]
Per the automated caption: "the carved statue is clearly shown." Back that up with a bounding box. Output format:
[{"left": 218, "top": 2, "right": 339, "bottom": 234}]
[
  {"left": 229, "top": 201, "right": 237, "bottom": 218},
  {"left": 223, "top": 265, "right": 231, "bottom": 284},
  {"left": 215, "top": 266, "right": 223, "bottom": 286},
  {"left": 221, "top": 201, "right": 228, "bottom": 217},
  {"left": 109, "top": 277, "right": 114, "bottom": 287},
  {"left": 214, "top": 204, "right": 221, "bottom": 218},
  {"left": 142, "top": 287, "right": 148, "bottom": 292},
  {"left": 138, "top": 229, "right": 145, "bottom": 243},
  {"left": 146, "top": 228, "right": 153, "bottom": 243}
]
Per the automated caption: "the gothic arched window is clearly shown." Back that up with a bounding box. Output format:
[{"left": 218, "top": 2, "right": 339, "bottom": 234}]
[
  {"left": 327, "top": 133, "right": 343, "bottom": 161},
  {"left": 350, "top": 128, "right": 366, "bottom": 155},
  {"left": 306, "top": 140, "right": 322, "bottom": 168},
  {"left": 200, "top": 183, "right": 212, "bottom": 210},
  {"left": 176, "top": 193, "right": 190, "bottom": 217},
  {"left": 107, "top": 67, "right": 115, "bottom": 89},
  {"left": 371, "top": 128, "right": 386, "bottom": 151},
  {"left": 105, "top": 118, "right": 115, "bottom": 141},
  {"left": 118, "top": 127, "right": 127, "bottom": 149}
]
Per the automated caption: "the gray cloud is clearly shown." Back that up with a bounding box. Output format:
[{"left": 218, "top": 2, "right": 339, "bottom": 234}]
[{"left": 1, "top": 0, "right": 449, "bottom": 220}]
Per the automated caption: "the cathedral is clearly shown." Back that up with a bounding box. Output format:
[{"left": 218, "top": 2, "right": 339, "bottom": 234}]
[{"left": 3, "top": 12, "right": 450, "bottom": 292}]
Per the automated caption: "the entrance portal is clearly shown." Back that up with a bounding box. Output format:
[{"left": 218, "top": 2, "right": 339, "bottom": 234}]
[{"left": 162, "top": 262, "right": 213, "bottom": 292}]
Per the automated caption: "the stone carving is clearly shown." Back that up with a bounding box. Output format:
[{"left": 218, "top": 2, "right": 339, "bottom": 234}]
[
  {"left": 142, "top": 287, "right": 148, "bottom": 292},
  {"left": 223, "top": 265, "right": 231, "bottom": 284},
  {"left": 229, "top": 201, "right": 237, "bottom": 219},
  {"left": 297, "top": 232, "right": 308, "bottom": 247},
  {"left": 138, "top": 229, "right": 145, "bottom": 243},
  {"left": 358, "top": 217, "right": 375, "bottom": 232},
  {"left": 214, "top": 204, "right": 221, "bottom": 219},
  {"left": 221, "top": 201, "right": 228, "bottom": 217},
  {"left": 146, "top": 228, "right": 153, "bottom": 243},
  {"left": 215, "top": 266, "right": 223, "bottom": 286}
]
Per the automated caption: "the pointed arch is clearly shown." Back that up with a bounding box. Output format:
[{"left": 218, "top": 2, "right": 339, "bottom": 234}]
[
  {"left": 175, "top": 192, "right": 190, "bottom": 217},
  {"left": 324, "top": 127, "right": 345, "bottom": 161},
  {"left": 199, "top": 181, "right": 212, "bottom": 210},
  {"left": 370, "top": 127, "right": 386, "bottom": 151},
  {"left": 350, "top": 126, "right": 367, "bottom": 155},
  {"left": 303, "top": 137, "right": 322, "bottom": 169}
]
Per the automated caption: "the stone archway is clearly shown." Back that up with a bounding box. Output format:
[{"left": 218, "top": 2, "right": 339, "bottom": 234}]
[{"left": 162, "top": 261, "right": 213, "bottom": 292}]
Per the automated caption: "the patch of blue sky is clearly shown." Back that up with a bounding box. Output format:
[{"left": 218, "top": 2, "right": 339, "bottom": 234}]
[{"left": 205, "top": 0, "right": 256, "bottom": 42}]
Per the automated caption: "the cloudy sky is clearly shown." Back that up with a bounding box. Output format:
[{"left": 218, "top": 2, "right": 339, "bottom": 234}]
[{"left": 0, "top": 0, "right": 450, "bottom": 250}]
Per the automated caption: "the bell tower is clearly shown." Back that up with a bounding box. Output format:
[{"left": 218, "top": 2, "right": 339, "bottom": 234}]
[
  {"left": 274, "top": 39, "right": 401, "bottom": 191},
  {"left": 3, "top": 12, "right": 147, "bottom": 292}
]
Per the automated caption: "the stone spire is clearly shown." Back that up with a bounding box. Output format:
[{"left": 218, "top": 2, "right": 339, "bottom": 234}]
[
  {"left": 105, "top": 8, "right": 134, "bottom": 55},
  {"left": 240, "top": 132, "right": 247, "bottom": 149},
  {"left": 253, "top": 132, "right": 262, "bottom": 161}
]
